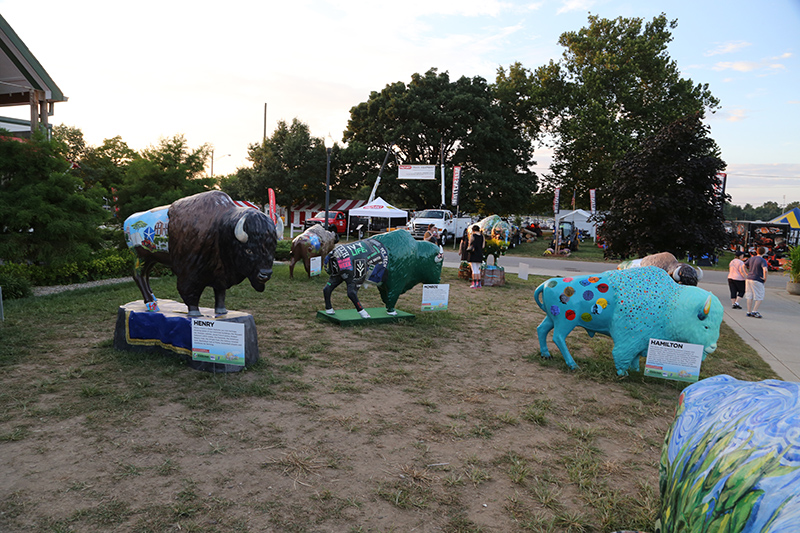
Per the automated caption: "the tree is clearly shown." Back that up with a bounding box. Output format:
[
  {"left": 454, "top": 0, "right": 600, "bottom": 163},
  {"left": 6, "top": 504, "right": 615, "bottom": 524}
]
[
  {"left": 116, "top": 135, "right": 213, "bottom": 220},
  {"left": 724, "top": 201, "right": 796, "bottom": 221},
  {"left": 0, "top": 131, "right": 107, "bottom": 265},
  {"left": 221, "top": 119, "right": 327, "bottom": 208},
  {"left": 600, "top": 113, "right": 728, "bottom": 259},
  {"left": 516, "top": 14, "right": 719, "bottom": 209},
  {"left": 52, "top": 124, "right": 87, "bottom": 164},
  {"left": 343, "top": 68, "right": 536, "bottom": 214}
]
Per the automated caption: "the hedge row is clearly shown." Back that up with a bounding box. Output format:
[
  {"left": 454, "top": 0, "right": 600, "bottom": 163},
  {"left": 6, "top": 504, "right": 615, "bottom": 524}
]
[
  {"left": 0, "top": 240, "right": 294, "bottom": 300},
  {"left": 0, "top": 249, "right": 136, "bottom": 289}
]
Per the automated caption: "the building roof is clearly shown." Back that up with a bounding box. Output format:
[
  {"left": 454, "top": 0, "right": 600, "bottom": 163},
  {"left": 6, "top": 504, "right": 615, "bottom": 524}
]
[{"left": 0, "top": 14, "right": 66, "bottom": 134}]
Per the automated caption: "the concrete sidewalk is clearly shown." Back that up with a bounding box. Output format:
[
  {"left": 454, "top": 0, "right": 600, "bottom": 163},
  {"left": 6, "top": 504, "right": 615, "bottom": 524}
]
[{"left": 445, "top": 254, "right": 800, "bottom": 382}]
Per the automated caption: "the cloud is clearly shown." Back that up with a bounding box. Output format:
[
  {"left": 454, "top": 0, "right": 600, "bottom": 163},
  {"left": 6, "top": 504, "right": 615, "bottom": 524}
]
[
  {"left": 725, "top": 109, "right": 747, "bottom": 122},
  {"left": 705, "top": 41, "right": 751, "bottom": 56},
  {"left": 556, "top": 0, "right": 594, "bottom": 15},
  {"left": 713, "top": 61, "right": 761, "bottom": 73}
]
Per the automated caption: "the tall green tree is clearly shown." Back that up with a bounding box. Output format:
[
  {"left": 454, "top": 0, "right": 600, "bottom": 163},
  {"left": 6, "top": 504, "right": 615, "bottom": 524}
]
[
  {"left": 515, "top": 14, "right": 719, "bottom": 209},
  {"left": 116, "top": 135, "right": 213, "bottom": 220},
  {"left": 220, "top": 119, "right": 327, "bottom": 208},
  {"left": 601, "top": 113, "right": 728, "bottom": 259},
  {"left": 343, "top": 68, "right": 536, "bottom": 214},
  {"left": 52, "top": 124, "right": 87, "bottom": 164},
  {"left": 0, "top": 131, "right": 107, "bottom": 264}
]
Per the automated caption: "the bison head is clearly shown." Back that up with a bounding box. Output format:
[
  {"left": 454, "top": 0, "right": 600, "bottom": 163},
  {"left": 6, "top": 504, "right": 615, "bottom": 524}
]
[
  {"left": 667, "top": 289, "right": 723, "bottom": 357},
  {"left": 415, "top": 241, "right": 445, "bottom": 284},
  {"left": 672, "top": 263, "right": 703, "bottom": 286},
  {"left": 233, "top": 210, "right": 277, "bottom": 291}
]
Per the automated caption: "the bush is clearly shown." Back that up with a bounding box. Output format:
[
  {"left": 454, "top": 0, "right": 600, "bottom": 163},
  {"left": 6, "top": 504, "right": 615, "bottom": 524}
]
[
  {"left": 0, "top": 248, "right": 136, "bottom": 287},
  {"left": 0, "top": 273, "right": 32, "bottom": 300},
  {"left": 275, "top": 240, "right": 292, "bottom": 261}
]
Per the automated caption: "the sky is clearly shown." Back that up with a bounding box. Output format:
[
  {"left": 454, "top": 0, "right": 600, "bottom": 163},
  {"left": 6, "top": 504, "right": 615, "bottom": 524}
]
[{"left": 2, "top": 0, "right": 799, "bottom": 208}]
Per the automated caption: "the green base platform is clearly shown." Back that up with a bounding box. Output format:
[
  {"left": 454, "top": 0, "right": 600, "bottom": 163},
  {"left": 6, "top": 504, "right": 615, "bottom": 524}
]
[{"left": 316, "top": 307, "right": 415, "bottom": 326}]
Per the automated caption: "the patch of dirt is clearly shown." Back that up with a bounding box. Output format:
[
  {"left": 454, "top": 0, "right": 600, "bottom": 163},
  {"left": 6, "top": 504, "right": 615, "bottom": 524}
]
[{"left": 0, "top": 271, "right": 676, "bottom": 532}]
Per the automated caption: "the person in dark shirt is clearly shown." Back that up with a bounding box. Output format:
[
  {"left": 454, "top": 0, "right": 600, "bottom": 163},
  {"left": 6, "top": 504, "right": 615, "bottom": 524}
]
[
  {"left": 466, "top": 225, "right": 484, "bottom": 288},
  {"left": 744, "top": 246, "right": 768, "bottom": 318}
]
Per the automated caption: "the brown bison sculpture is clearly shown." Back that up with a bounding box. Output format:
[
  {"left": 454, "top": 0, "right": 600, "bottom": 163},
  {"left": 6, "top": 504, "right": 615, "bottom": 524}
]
[
  {"left": 289, "top": 224, "right": 337, "bottom": 279},
  {"left": 124, "top": 191, "right": 277, "bottom": 317}
]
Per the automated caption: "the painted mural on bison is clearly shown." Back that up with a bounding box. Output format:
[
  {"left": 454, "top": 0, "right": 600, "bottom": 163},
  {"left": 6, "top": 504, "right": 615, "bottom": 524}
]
[
  {"left": 323, "top": 230, "right": 443, "bottom": 318},
  {"left": 534, "top": 266, "right": 723, "bottom": 376}
]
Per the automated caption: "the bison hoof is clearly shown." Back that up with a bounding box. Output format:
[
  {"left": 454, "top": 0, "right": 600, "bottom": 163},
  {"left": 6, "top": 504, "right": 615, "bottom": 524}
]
[
  {"left": 325, "top": 308, "right": 335, "bottom": 315},
  {"left": 187, "top": 310, "right": 202, "bottom": 317},
  {"left": 387, "top": 310, "right": 397, "bottom": 316},
  {"left": 215, "top": 308, "right": 228, "bottom": 316},
  {"left": 358, "top": 309, "right": 371, "bottom": 319}
]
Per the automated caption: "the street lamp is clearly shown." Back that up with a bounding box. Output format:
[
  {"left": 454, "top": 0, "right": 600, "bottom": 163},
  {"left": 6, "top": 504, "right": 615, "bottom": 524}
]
[
  {"left": 324, "top": 135, "right": 333, "bottom": 231},
  {"left": 210, "top": 150, "right": 231, "bottom": 177}
]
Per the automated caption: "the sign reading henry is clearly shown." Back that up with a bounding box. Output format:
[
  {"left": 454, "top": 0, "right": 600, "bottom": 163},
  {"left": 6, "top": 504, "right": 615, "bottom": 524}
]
[
  {"left": 191, "top": 319, "right": 246, "bottom": 366},
  {"left": 644, "top": 338, "right": 704, "bottom": 383}
]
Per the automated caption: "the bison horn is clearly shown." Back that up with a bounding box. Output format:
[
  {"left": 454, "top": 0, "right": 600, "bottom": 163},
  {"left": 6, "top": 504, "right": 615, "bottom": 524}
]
[
  {"left": 235, "top": 216, "right": 248, "bottom": 243},
  {"left": 672, "top": 268, "right": 682, "bottom": 282},
  {"left": 698, "top": 295, "right": 712, "bottom": 321},
  {"left": 695, "top": 267, "right": 704, "bottom": 281}
]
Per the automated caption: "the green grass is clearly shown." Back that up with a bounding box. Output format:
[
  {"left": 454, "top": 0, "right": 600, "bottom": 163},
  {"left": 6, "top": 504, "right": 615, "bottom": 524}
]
[{"left": 0, "top": 263, "right": 780, "bottom": 532}]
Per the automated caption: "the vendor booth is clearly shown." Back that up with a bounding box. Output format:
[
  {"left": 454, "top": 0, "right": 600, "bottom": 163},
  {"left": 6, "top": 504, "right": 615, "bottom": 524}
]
[
  {"left": 769, "top": 208, "right": 800, "bottom": 246},
  {"left": 346, "top": 197, "right": 409, "bottom": 237}
]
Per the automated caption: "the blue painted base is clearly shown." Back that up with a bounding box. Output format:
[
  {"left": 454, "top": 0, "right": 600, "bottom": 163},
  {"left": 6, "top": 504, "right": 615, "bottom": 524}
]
[{"left": 113, "top": 299, "right": 259, "bottom": 372}]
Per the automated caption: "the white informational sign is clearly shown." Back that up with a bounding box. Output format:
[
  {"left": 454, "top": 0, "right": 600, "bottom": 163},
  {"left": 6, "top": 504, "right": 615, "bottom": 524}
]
[
  {"left": 191, "top": 319, "right": 246, "bottom": 366},
  {"left": 398, "top": 165, "right": 436, "bottom": 180},
  {"left": 310, "top": 255, "right": 322, "bottom": 276},
  {"left": 644, "top": 338, "right": 704, "bottom": 383},
  {"left": 421, "top": 284, "right": 450, "bottom": 311},
  {"left": 518, "top": 262, "right": 529, "bottom": 281}
]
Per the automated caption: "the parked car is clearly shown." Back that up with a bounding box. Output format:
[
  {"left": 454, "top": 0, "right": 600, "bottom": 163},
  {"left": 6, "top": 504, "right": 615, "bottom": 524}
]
[{"left": 304, "top": 211, "right": 348, "bottom": 235}]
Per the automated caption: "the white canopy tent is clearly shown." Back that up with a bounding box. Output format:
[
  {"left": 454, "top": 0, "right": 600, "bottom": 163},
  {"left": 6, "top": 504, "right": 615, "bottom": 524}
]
[
  {"left": 556, "top": 209, "right": 597, "bottom": 238},
  {"left": 346, "top": 197, "right": 409, "bottom": 238}
]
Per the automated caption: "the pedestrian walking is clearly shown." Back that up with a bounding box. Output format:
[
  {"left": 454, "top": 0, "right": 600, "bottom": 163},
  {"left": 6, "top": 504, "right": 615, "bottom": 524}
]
[
  {"left": 728, "top": 250, "right": 747, "bottom": 309},
  {"left": 744, "top": 247, "right": 769, "bottom": 318}
]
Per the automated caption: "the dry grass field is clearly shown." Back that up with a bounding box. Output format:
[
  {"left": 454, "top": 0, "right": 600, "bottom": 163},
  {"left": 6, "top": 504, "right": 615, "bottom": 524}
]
[{"left": 0, "top": 264, "right": 777, "bottom": 532}]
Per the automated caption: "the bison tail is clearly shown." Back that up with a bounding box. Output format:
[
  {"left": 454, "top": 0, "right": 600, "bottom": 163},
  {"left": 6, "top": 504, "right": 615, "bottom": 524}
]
[{"left": 534, "top": 282, "right": 546, "bottom": 311}]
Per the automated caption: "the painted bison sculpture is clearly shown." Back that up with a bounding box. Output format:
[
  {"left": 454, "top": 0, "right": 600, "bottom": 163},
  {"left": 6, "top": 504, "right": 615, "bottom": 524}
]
[
  {"left": 469, "top": 215, "right": 512, "bottom": 265},
  {"left": 534, "top": 266, "right": 723, "bottom": 376},
  {"left": 323, "top": 229, "right": 443, "bottom": 318},
  {"left": 617, "top": 251, "right": 703, "bottom": 286},
  {"left": 658, "top": 375, "right": 800, "bottom": 532},
  {"left": 289, "top": 224, "right": 337, "bottom": 279},
  {"left": 124, "top": 190, "right": 277, "bottom": 317}
]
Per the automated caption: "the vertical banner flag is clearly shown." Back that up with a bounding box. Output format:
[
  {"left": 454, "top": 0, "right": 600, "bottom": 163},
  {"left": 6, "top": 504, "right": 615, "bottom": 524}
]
[
  {"left": 268, "top": 188, "right": 277, "bottom": 223},
  {"left": 451, "top": 166, "right": 461, "bottom": 206},
  {"left": 571, "top": 189, "right": 576, "bottom": 210},
  {"left": 589, "top": 189, "right": 596, "bottom": 214},
  {"left": 553, "top": 188, "right": 560, "bottom": 214}
]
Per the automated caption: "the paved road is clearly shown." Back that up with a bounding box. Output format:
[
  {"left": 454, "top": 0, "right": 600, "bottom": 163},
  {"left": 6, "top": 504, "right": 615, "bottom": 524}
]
[{"left": 443, "top": 251, "right": 800, "bottom": 382}]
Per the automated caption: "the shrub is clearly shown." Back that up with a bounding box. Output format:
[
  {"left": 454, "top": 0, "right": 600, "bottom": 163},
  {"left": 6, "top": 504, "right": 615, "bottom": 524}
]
[
  {"left": 275, "top": 240, "right": 292, "bottom": 261},
  {"left": 0, "top": 273, "right": 32, "bottom": 300}
]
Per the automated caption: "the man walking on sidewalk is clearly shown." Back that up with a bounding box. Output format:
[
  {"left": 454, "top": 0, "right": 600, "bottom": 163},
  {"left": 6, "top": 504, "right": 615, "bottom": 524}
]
[{"left": 745, "top": 247, "right": 768, "bottom": 318}]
